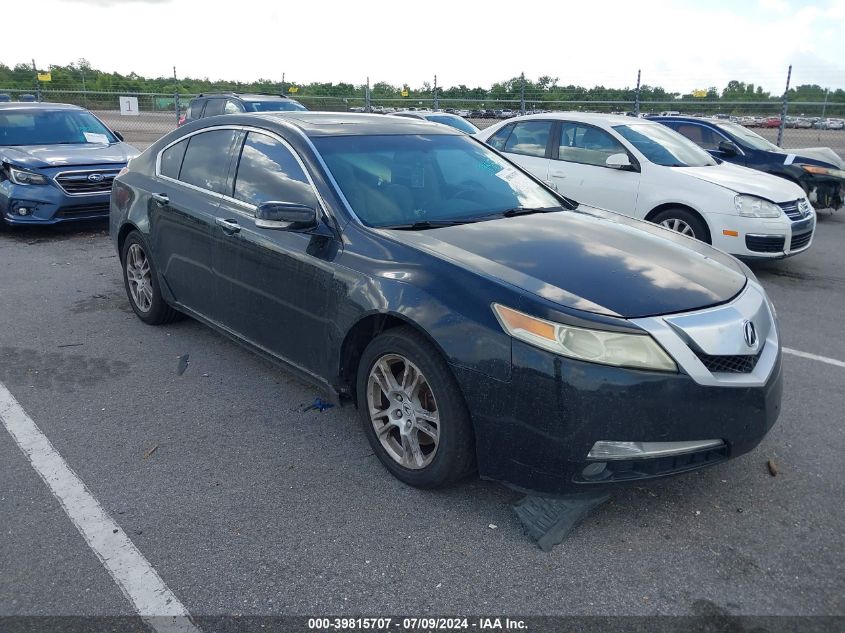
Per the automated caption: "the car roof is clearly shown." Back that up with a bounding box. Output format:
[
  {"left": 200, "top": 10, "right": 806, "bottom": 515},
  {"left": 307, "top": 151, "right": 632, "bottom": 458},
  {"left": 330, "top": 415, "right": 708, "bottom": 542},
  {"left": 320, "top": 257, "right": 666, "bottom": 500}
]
[
  {"left": 0, "top": 102, "right": 83, "bottom": 111},
  {"left": 255, "top": 111, "right": 460, "bottom": 137},
  {"left": 195, "top": 92, "right": 297, "bottom": 101},
  {"left": 507, "top": 111, "right": 647, "bottom": 126}
]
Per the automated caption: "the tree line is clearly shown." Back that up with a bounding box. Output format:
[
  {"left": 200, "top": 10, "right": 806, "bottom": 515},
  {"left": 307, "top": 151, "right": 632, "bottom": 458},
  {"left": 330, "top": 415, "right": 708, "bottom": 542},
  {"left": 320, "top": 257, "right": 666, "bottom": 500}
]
[{"left": 1, "top": 60, "right": 843, "bottom": 106}]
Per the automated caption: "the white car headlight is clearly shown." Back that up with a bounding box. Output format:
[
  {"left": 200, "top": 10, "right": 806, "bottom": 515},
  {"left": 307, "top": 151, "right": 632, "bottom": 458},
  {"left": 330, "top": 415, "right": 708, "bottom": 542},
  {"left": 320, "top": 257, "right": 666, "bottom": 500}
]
[
  {"left": 493, "top": 304, "right": 677, "bottom": 372},
  {"left": 734, "top": 194, "right": 781, "bottom": 218},
  {"left": 8, "top": 166, "right": 49, "bottom": 186}
]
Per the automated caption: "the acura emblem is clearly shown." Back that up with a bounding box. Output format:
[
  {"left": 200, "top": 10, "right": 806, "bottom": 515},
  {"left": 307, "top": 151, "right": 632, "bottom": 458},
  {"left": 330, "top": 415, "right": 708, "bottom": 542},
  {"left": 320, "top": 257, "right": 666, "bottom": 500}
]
[
  {"left": 743, "top": 320, "right": 758, "bottom": 348},
  {"left": 87, "top": 173, "right": 105, "bottom": 183}
]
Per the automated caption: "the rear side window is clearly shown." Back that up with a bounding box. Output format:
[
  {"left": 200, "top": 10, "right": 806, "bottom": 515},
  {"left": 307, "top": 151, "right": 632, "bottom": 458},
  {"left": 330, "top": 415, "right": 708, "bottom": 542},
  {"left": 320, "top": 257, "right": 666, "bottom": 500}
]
[
  {"left": 203, "top": 99, "right": 225, "bottom": 117},
  {"left": 503, "top": 121, "right": 552, "bottom": 157},
  {"left": 186, "top": 99, "right": 206, "bottom": 120},
  {"left": 159, "top": 139, "right": 188, "bottom": 179},
  {"left": 179, "top": 129, "right": 240, "bottom": 194},
  {"left": 486, "top": 123, "right": 514, "bottom": 151},
  {"left": 233, "top": 132, "right": 316, "bottom": 207}
]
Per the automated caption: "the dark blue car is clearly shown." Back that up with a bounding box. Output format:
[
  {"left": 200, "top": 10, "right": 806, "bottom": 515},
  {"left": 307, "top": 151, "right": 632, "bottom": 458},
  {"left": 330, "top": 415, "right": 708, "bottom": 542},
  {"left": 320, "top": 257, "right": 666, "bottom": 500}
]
[
  {"left": 0, "top": 102, "right": 139, "bottom": 227},
  {"left": 111, "top": 112, "right": 783, "bottom": 496},
  {"left": 652, "top": 116, "right": 844, "bottom": 211}
]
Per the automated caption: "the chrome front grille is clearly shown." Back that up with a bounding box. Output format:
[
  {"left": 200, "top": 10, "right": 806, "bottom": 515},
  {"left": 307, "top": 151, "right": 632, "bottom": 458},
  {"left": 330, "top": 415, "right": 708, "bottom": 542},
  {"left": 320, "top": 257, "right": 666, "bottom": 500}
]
[
  {"left": 632, "top": 282, "right": 779, "bottom": 388},
  {"left": 779, "top": 199, "right": 813, "bottom": 221},
  {"left": 55, "top": 169, "right": 121, "bottom": 195}
]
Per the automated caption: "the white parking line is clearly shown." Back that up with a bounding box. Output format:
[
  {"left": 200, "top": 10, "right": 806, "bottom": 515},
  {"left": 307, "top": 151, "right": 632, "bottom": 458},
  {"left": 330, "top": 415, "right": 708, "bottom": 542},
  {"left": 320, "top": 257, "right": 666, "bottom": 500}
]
[
  {"left": 783, "top": 347, "right": 845, "bottom": 369},
  {"left": 0, "top": 381, "right": 200, "bottom": 633}
]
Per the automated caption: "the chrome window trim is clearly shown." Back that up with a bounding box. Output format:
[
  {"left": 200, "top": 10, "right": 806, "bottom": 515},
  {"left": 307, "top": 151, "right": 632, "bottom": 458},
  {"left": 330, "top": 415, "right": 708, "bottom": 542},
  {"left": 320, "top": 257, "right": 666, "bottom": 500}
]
[
  {"left": 154, "top": 124, "right": 335, "bottom": 226},
  {"left": 54, "top": 167, "right": 121, "bottom": 196},
  {"left": 632, "top": 280, "right": 779, "bottom": 387}
]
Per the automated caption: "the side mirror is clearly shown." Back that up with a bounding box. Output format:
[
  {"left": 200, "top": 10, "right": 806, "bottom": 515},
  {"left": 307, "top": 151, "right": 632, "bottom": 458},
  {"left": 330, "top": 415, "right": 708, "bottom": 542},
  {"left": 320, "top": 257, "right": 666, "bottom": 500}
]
[
  {"left": 255, "top": 201, "right": 318, "bottom": 231},
  {"left": 718, "top": 140, "right": 739, "bottom": 156},
  {"left": 605, "top": 153, "right": 632, "bottom": 170},
  {"left": 113, "top": 131, "right": 124, "bottom": 142}
]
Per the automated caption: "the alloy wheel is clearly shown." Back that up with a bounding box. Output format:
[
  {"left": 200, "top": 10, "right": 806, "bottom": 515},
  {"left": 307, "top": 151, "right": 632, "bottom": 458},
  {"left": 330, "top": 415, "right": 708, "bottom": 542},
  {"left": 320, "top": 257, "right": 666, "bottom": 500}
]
[
  {"left": 126, "top": 243, "right": 153, "bottom": 313},
  {"left": 366, "top": 354, "right": 440, "bottom": 470},
  {"left": 659, "top": 217, "right": 696, "bottom": 237}
]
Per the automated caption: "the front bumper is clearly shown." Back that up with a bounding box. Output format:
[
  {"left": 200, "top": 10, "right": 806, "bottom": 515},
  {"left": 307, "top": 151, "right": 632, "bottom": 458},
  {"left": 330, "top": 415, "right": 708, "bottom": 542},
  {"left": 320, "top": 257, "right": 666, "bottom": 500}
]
[
  {"left": 708, "top": 211, "right": 815, "bottom": 259},
  {"left": 454, "top": 283, "right": 783, "bottom": 496},
  {"left": 1, "top": 169, "right": 118, "bottom": 226}
]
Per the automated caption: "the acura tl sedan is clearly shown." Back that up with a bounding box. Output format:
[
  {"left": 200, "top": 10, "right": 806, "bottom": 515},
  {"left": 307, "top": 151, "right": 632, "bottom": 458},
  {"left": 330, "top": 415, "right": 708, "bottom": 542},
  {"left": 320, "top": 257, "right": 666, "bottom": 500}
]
[
  {"left": 110, "top": 113, "right": 782, "bottom": 495},
  {"left": 476, "top": 113, "right": 815, "bottom": 259},
  {"left": 1, "top": 102, "right": 139, "bottom": 226}
]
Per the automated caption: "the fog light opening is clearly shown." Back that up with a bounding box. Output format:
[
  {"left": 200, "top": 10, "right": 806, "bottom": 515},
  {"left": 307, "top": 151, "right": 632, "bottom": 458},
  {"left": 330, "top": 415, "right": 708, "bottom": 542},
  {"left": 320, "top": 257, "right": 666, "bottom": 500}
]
[
  {"left": 587, "top": 439, "right": 725, "bottom": 461},
  {"left": 17, "top": 206, "right": 31, "bottom": 216}
]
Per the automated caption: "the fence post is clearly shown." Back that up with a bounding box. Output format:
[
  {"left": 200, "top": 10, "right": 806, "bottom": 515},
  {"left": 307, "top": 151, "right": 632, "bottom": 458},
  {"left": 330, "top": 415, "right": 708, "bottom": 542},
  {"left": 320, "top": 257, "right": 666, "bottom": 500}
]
[
  {"left": 822, "top": 87, "right": 829, "bottom": 117},
  {"left": 776, "top": 64, "right": 791, "bottom": 148},
  {"left": 365, "top": 77, "right": 371, "bottom": 113},
  {"left": 634, "top": 69, "right": 641, "bottom": 116},
  {"left": 433, "top": 74, "right": 438, "bottom": 110},
  {"left": 173, "top": 66, "right": 180, "bottom": 127},
  {"left": 520, "top": 72, "right": 526, "bottom": 114},
  {"left": 32, "top": 59, "right": 41, "bottom": 102}
]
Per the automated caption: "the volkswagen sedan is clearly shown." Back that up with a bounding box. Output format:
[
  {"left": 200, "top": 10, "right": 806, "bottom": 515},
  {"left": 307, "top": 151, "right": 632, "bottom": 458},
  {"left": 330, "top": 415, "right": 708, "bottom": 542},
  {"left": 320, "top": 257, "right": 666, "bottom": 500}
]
[{"left": 110, "top": 113, "right": 782, "bottom": 495}]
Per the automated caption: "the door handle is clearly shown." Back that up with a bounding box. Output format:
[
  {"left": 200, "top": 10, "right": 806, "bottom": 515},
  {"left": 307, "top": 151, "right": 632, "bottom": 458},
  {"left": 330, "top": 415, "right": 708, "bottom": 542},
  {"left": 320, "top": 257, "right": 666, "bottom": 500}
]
[
  {"left": 151, "top": 193, "right": 169, "bottom": 205},
  {"left": 216, "top": 218, "right": 241, "bottom": 235}
]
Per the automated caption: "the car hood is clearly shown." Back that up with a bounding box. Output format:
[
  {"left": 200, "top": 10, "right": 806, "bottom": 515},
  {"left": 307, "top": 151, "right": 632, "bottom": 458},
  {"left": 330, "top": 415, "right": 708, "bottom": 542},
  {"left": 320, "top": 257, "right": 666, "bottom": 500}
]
[
  {"left": 0, "top": 143, "right": 139, "bottom": 169},
  {"left": 670, "top": 161, "right": 803, "bottom": 201},
  {"left": 784, "top": 147, "right": 844, "bottom": 170},
  {"left": 384, "top": 208, "right": 747, "bottom": 319}
]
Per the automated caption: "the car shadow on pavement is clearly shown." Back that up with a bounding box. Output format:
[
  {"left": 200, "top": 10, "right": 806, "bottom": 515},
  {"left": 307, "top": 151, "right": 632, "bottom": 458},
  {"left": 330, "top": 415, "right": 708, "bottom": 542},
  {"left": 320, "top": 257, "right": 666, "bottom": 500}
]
[{"left": 0, "top": 219, "right": 109, "bottom": 245}]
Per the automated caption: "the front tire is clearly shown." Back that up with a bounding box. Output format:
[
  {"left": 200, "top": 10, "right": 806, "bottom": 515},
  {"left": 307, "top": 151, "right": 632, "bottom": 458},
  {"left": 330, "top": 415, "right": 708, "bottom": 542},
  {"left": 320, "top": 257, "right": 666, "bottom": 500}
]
[
  {"left": 121, "top": 230, "right": 181, "bottom": 325},
  {"left": 357, "top": 326, "right": 475, "bottom": 489},
  {"left": 650, "top": 207, "right": 711, "bottom": 244}
]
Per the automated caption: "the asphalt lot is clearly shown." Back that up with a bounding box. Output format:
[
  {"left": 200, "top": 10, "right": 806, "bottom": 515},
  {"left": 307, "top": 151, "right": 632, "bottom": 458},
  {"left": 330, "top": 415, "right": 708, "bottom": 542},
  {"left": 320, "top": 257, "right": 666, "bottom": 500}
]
[{"left": 0, "top": 206, "right": 843, "bottom": 622}]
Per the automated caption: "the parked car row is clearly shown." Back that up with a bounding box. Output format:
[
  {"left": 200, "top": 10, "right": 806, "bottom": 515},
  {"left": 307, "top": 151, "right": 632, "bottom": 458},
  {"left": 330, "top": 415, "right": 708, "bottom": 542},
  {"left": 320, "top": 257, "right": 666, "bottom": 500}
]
[{"left": 3, "top": 101, "right": 839, "bottom": 498}]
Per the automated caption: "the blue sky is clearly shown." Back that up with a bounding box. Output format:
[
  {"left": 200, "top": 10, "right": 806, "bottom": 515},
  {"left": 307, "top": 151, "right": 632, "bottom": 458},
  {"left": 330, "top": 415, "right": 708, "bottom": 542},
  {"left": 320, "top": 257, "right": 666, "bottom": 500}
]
[{"left": 8, "top": 0, "right": 845, "bottom": 92}]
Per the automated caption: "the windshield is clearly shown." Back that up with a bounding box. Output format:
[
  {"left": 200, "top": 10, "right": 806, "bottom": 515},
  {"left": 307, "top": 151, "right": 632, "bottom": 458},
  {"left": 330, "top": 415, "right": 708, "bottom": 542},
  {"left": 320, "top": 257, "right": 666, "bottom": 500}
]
[
  {"left": 715, "top": 121, "right": 781, "bottom": 151},
  {"left": 613, "top": 123, "right": 717, "bottom": 167},
  {"left": 245, "top": 100, "right": 307, "bottom": 112},
  {"left": 424, "top": 114, "right": 479, "bottom": 134},
  {"left": 313, "top": 134, "right": 563, "bottom": 228},
  {"left": 0, "top": 109, "right": 117, "bottom": 146}
]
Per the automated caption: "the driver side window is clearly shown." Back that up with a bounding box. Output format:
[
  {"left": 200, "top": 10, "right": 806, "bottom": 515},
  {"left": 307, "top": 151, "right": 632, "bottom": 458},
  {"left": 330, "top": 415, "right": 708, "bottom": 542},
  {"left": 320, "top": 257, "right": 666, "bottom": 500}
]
[{"left": 558, "top": 123, "right": 626, "bottom": 167}]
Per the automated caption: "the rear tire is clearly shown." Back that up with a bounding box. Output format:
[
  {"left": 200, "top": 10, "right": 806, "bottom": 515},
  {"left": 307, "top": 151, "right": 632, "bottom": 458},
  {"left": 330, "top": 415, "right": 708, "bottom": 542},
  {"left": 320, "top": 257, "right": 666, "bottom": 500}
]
[
  {"left": 650, "top": 207, "right": 711, "bottom": 244},
  {"left": 357, "top": 326, "right": 475, "bottom": 489},
  {"left": 121, "top": 230, "right": 181, "bottom": 325}
]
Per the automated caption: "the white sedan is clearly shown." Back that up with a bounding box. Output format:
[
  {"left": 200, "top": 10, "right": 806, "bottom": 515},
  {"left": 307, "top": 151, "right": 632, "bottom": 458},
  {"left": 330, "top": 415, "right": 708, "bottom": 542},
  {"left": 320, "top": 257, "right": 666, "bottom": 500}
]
[{"left": 475, "top": 113, "right": 815, "bottom": 258}]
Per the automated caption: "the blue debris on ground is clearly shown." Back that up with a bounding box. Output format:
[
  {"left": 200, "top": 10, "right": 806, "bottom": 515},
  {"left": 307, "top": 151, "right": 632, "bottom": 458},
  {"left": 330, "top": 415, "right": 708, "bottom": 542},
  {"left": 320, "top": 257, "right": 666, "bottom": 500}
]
[{"left": 304, "top": 397, "right": 335, "bottom": 413}]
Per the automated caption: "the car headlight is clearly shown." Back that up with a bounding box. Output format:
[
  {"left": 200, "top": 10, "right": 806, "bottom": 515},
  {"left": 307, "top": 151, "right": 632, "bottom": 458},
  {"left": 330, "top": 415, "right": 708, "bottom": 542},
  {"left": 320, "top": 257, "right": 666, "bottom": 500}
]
[
  {"left": 734, "top": 195, "right": 781, "bottom": 218},
  {"left": 799, "top": 164, "right": 845, "bottom": 179},
  {"left": 8, "top": 166, "right": 48, "bottom": 186},
  {"left": 492, "top": 304, "right": 677, "bottom": 372}
]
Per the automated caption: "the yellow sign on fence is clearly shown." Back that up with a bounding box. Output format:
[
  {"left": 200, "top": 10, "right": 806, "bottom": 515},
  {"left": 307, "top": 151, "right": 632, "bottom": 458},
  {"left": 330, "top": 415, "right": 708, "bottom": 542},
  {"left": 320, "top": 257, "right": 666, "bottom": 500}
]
[
  {"left": 692, "top": 89, "right": 708, "bottom": 98},
  {"left": 288, "top": 86, "right": 299, "bottom": 93},
  {"left": 401, "top": 89, "right": 409, "bottom": 97},
  {"left": 37, "top": 72, "right": 52, "bottom": 82}
]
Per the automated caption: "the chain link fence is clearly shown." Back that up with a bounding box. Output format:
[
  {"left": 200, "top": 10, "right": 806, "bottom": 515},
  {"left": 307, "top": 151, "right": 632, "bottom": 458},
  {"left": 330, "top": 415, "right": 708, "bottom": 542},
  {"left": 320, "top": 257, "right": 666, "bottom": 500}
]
[{"left": 1, "top": 87, "right": 842, "bottom": 158}]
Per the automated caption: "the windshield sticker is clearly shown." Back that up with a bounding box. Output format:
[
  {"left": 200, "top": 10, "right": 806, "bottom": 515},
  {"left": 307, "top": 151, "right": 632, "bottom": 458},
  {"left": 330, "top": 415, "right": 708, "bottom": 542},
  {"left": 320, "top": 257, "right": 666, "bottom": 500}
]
[{"left": 83, "top": 132, "right": 110, "bottom": 144}]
